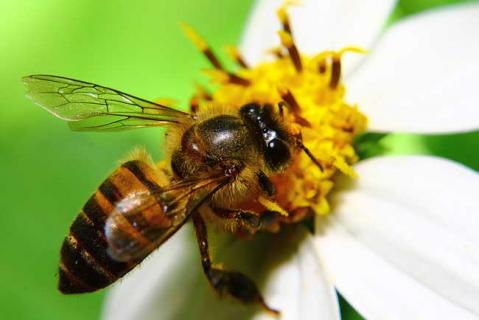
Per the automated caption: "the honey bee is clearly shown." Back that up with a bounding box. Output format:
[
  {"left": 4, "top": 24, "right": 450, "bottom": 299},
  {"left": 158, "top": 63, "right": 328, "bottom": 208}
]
[{"left": 23, "top": 74, "right": 323, "bottom": 314}]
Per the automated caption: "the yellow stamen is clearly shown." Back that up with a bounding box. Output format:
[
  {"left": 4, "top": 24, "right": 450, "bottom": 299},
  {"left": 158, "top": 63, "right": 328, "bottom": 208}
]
[
  {"left": 278, "top": 30, "right": 294, "bottom": 48},
  {"left": 203, "top": 69, "right": 229, "bottom": 83},
  {"left": 203, "top": 69, "right": 250, "bottom": 86},
  {"left": 339, "top": 46, "right": 368, "bottom": 55},
  {"left": 268, "top": 47, "right": 286, "bottom": 59},
  {"left": 181, "top": 22, "right": 208, "bottom": 51},
  {"left": 276, "top": 5, "right": 302, "bottom": 72},
  {"left": 190, "top": 6, "right": 368, "bottom": 217},
  {"left": 182, "top": 22, "right": 224, "bottom": 70},
  {"left": 193, "top": 82, "right": 212, "bottom": 101},
  {"left": 226, "top": 46, "right": 249, "bottom": 69}
]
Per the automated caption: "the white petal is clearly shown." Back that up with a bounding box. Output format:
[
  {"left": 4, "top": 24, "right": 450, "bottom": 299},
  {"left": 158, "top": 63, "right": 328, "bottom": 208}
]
[
  {"left": 347, "top": 3, "right": 479, "bottom": 133},
  {"left": 314, "top": 155, "right": 479, "bottom": 320},
  {"left": 103, "top": 225, "right": 340, "bottom": 320},
  {"left": 102, "top": 227, "right": 199, "bottom": 320},
  {"left": 253, "top": 228, "right": 340, "bottom": 320},
  {"left": 240, "top": 0, "right": 396, "bottom": 69}
]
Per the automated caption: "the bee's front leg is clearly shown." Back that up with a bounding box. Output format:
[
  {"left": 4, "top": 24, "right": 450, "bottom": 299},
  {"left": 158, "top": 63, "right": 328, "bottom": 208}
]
[
  {"left": 209, "top": 205, "right": 313, "bottom": 234},
  {"left": 192, "top": 213, "right": 278, "bottom": 315},
  {"left": 209, "top": 206, "right": 262, "bottom": 234},
  {"left": 256, "top": 206, "right": 315, "bottom": 233}
]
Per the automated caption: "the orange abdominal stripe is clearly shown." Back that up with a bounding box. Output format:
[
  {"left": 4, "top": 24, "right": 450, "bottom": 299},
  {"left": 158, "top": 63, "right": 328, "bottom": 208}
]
[{"left": 59, "top": 161, "right": 170, "bottom": 293}]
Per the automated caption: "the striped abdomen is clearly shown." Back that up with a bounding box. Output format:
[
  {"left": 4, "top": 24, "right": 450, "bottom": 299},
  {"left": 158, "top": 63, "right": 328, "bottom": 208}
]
[{"left": 59, "top": 160, "right": 170, "bottom": 294}]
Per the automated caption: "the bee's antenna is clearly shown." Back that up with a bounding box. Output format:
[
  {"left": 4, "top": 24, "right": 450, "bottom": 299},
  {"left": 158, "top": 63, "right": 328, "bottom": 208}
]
[
  {"left": 300, "top": 143, "right": 324, "bottom": 172},
  {"left": 294, "top": 134, "right": 324, "bottom": 172}
]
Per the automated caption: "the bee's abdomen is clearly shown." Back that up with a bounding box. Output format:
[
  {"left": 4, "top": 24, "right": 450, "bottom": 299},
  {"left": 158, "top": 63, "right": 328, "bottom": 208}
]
[{"left": 59, "top": 160, "right": 162, "bottom": 294}]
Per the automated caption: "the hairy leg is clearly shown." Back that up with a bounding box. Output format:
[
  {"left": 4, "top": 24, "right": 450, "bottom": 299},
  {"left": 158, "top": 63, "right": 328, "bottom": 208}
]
[
  {"left": 260, "top": 206, "right": 314, "bottom": 232},
  {"left": 210, "top": 205, "right": 314, "bottom": 234},
  {"left": 209, "top": 206, "right": 262, "bottom": 234},
  {"left": 192, "top": 213, "right": 278, "bottom": 315}
]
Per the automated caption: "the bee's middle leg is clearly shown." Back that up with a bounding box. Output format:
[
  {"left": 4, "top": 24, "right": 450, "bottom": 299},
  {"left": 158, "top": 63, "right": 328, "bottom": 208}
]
[{"left": 192, "top": 213, "right": 278, "bottom": 315}]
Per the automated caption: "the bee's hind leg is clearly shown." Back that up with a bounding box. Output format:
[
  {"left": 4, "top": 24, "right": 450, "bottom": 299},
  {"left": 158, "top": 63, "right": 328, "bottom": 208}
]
[{"left": 192, "top": 213, "right": 279, "bottom": 316}]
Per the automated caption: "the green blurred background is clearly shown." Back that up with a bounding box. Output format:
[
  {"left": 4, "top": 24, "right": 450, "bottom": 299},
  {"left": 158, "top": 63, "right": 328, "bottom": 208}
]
[{"left": 1, "top": 0, "right": 477, "bottom": 319}]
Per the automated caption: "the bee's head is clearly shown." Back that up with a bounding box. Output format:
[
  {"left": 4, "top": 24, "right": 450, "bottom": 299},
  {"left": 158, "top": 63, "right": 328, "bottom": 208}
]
[{"left": 239, "top": 103, "right": 292, "bottom": 172}]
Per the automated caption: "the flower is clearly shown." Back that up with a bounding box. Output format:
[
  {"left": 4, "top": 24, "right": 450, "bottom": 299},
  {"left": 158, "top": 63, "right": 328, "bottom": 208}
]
[{"left": 102, "top": 0, "right": 479, "bottom": 319}]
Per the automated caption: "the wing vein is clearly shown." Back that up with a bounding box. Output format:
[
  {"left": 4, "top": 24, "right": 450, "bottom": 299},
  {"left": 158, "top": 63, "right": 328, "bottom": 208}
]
[{"left": 23, "top": 74, "right": 192, "bottom": 132}]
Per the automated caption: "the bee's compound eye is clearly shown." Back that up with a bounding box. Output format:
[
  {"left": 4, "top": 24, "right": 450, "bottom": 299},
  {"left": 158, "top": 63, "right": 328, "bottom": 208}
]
[
  {"left": 239, "top": 103, "right": 261, "bottom": 118},
  {"left": 265, "top": 139, "right": 290, "bottom": 171}
]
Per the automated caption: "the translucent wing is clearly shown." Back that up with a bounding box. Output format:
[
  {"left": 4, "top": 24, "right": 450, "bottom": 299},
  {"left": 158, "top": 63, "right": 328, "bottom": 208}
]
[
  {"left": 105, "top": 174, "right": 228, "bottom": 262},
  {"left": 23, "top": 74, "right": 192, "bottom": 131}
]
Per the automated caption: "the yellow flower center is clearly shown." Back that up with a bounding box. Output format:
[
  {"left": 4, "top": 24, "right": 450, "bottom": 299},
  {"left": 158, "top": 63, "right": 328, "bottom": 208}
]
[{"left": 184, "top": 7, "right": 368, "bottom": 216}]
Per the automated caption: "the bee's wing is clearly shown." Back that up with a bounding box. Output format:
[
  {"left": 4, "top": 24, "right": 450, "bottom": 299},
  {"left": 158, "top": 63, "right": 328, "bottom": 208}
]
[
  {"left": 23, "top": 74, "right": 192, "bottom": 131},
  {"left": 105, "top": 175, "right": 228, "bottom": 262}
]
